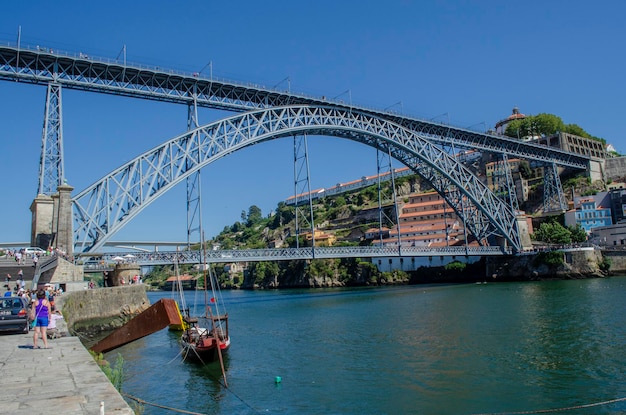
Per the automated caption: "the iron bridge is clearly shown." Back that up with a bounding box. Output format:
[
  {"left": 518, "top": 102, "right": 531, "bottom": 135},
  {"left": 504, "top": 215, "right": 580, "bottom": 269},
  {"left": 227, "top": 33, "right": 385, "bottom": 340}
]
[
  {"left": 101, "top": 245, "right": 512, "bottom": 267},
  {"left": 0, "top": 43, "right": 595, "bottom": 256}
]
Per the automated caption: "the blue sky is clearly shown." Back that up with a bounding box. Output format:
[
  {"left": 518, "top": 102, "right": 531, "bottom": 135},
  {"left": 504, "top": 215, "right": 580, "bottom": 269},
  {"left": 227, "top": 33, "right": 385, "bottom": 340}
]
[{"left": 1, "top": 1, "right": 625, "bottom": 247}]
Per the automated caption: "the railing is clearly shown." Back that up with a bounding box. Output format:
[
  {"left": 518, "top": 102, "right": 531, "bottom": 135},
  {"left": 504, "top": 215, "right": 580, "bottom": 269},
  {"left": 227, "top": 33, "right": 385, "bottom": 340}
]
[
  {"left": 95, "top": 245, "right": 512, "bottom": 266},
  {"left": 31, "top": 255, "right": 58, "bottom": 287}
]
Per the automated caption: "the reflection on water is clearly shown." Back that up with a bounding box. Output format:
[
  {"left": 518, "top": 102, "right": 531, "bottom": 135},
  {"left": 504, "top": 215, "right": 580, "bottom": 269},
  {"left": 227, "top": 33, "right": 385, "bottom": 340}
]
[{"left": 107, "top": 279, "right": 626, "bottom": 415}]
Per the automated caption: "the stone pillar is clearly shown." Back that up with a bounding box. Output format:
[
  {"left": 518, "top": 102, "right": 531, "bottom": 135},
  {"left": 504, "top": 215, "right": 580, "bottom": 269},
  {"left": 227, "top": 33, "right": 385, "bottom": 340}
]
[
  {"left": 30, "top": 194, "right": 54, "bottom": 248},
  {"left": 56, "top": 184, "right": 74, "bottom": 257},
  {"left": 516, "top": 213, "right": 533, "bottom": 251},
  {"left": 51, "top": 192, "right": 60, "bottom": 244},
  {"left": 112, "top": 263, "right": 142, "bottom": 286}
]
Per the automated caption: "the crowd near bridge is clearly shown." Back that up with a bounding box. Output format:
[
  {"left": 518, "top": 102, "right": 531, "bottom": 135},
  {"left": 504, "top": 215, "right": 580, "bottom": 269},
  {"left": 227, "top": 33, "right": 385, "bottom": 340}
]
[{"left": 0, "top": 40, "right": 598, "bottom": 262}]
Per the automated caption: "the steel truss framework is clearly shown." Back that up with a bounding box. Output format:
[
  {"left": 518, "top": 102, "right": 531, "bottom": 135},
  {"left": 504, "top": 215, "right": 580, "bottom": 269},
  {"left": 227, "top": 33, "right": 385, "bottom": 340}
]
[
  {"left": 0, "top": 45, "right": 591, "bottom": 169},
  {"left": 98, "top": 245, "right": 510, "bottom": 267},
  {"left": 543, "top": 162, "right": 568, "bottom": 212},
  {"left": 38, "top": 83, "right": 64, "bottom": 195},
  {"left": 73, "top": 105, "right": 522, "bottom": 253},
  {"left": 0, "top": 45, "right": 590, "bottom": 254}
]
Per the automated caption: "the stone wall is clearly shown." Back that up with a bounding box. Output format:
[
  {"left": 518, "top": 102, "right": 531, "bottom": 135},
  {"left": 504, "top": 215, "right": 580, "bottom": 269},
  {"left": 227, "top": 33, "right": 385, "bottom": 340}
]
[
  {"left": 600, "top": 249, "right": 626, "bottom": 274},
  {"left": 486, "top": 248, "right": 605, "bottom": 280},
  {"left": 605, "top": 157, "right": 626, "bottom": 181},
  {"left": 58, "top": 285, "right": 150, "bottom": 334}
]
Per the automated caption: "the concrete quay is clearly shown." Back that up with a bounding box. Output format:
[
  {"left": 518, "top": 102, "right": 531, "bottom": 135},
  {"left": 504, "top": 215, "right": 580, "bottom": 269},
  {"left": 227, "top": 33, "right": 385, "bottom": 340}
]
[{"left": 0, "top": 332, "right": 134, "bottom": 414}]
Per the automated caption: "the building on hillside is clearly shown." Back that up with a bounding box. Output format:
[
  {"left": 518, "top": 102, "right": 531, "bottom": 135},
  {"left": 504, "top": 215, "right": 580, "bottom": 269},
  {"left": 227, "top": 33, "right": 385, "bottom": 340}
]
[
  {"left": 495, "top": 107, "right": 526, "bottom": 136},
  {"left": 533, "top": 132, "right": 606, "bottom": 183},
  {"left": 302, "top": 229, "right": 337, "bottom": 246},
  {"left": 535, "top": 132, "right": 606, "bottom": 159},
  {"left": 564, "top": 192, "right": 612, "bottom": 233},
  {"left": 284, "top": 167, "right": 413, "bottom": 206},
  {"left": 365, "top": 227, "right": 390, "bottom": 241},
  {"left": 224, "top": 262, "right": 246, "bottom": 280},
  {"left": 484, "top": 157, "right": 529, "bottom": 204},
  {"left": 376, "top": 191, "right": 466, "bottom": 248},
  {"left": 589, "top": 223, "right": 626, "bottom": 246},
  {"left": 163, "top": 274, "right": 198, "bottom": 290},
  {"left": 609, "top": 188, "right": 626, "bottom": 224}
]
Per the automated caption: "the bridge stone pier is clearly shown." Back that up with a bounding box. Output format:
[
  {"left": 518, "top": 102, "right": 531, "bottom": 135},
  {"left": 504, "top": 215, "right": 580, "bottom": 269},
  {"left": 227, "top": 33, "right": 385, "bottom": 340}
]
[
  {"left": 111, "top": 263, "right": 142, "bottom": 286},
  {"left": 30, "top": 183, "right": 74, "bottom": 256}
]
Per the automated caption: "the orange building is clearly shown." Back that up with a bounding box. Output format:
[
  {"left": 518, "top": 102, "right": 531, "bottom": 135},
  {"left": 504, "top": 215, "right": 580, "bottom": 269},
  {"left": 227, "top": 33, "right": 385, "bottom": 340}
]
[{"left": 379, "top": 191, "right": 466, "bottom": 247}]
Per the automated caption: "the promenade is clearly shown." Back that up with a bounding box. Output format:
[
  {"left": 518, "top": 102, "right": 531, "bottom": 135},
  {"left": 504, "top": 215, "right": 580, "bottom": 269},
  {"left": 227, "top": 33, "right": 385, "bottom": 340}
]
[{"left": 0, "top": 332, "right": 134, "bottom": 414}]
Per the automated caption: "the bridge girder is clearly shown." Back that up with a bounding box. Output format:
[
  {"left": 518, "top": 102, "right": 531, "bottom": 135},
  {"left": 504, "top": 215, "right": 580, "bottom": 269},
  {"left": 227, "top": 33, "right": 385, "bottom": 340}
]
[
  {"left": 72, "top": 105, "right": 523, "bottom": 253},
  {"left": 0, "top": 45, "right": 591, "bottom": 171}
]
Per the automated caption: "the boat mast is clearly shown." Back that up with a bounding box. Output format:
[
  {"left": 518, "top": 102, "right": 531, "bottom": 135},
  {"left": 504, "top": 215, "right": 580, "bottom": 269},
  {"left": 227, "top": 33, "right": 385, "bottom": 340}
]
[
  {"left": 201, "top": 230, "right": 209, "bottom": 318},
  {"left": 174, "top": 247, "right": 188, "bottom": 316}
]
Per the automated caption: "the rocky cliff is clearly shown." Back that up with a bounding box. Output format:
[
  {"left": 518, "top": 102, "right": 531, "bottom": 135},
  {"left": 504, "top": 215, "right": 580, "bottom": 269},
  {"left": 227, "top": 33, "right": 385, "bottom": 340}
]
[{"left": 486, "top": 248, "right": 605, "bottom": 281}]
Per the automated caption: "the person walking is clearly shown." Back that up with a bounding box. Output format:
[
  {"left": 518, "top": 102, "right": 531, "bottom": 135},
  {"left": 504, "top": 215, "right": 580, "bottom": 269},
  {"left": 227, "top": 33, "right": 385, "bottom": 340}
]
[{"left": 32, "top": 289, "right": 51, "bottom": 349}]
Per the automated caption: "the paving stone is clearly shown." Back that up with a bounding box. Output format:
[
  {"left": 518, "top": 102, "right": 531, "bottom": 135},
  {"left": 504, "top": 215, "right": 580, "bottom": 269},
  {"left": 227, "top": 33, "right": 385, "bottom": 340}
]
[{"left": 0, "top": 332, "right": 134, "bottom": 414}]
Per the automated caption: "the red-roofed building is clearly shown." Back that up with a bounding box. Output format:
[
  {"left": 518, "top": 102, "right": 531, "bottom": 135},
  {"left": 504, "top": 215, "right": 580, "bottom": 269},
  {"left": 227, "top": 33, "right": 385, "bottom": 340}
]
[
  {"left": 163, "top": 274, "right": 199, "bottom": 290},
  {"left": 376, "top": 191, "right": 467, "bottom": 248},
  {"left": 495, "top": 107, "right": 526, "bottom": 136}
]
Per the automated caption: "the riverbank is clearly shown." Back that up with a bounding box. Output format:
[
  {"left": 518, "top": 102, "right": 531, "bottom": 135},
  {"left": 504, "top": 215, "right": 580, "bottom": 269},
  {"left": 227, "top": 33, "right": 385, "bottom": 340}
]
[{"left": 0, "top": 332, "right": 134, "bottom": 414}]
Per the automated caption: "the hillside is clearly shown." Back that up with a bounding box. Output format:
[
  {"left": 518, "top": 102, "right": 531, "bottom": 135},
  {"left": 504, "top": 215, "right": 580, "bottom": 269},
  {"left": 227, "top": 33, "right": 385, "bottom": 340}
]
[{"left": 144, "top": 165, "right": 603, "bottom": 289}]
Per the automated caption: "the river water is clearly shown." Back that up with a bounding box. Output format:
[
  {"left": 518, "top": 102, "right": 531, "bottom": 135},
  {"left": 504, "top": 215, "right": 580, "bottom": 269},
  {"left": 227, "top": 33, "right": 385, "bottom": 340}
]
[{"left": 106, "top": 277, "right": 626, "bottom": 415}]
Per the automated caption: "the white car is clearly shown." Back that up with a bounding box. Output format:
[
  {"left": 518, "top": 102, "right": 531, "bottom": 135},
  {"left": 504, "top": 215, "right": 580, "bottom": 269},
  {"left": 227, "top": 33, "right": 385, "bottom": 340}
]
[{"left": 23, "top": 247, "right": 45, "bottom": 255}]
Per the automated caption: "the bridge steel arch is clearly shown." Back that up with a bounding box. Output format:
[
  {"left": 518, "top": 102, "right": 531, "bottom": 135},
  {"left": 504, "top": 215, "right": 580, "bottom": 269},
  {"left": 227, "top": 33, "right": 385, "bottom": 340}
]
[{"left": 73, "top": 105, "right": 522, "bottom": 253}]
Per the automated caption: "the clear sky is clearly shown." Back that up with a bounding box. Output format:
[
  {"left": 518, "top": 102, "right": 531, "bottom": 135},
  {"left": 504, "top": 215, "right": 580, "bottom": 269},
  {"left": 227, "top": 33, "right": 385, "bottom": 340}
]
[{"left": 1, "top": 1, "right": 625, "bottom": 248}]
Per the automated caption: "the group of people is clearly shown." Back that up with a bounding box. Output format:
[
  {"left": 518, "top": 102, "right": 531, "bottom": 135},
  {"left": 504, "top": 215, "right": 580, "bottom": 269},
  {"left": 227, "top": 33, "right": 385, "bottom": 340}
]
[
  {"left": 5, "top": 249, "right": 26, "bottom": 265},
  {"left": 4, "top": 246, "right": 73, "bottom": 265},
  {"left": 5, "top": 270, "right": 31, "bottom": 297}
]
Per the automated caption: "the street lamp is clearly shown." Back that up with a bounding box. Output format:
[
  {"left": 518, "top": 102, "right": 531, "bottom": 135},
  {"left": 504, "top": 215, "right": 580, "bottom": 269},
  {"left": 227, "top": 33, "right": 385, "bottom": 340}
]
[
  {"left": 273, "top": 76, "right": 291, "bottom": 93},
  {"left": 384, "top": 101, "right": 403, "bottom": 113},
  {"left": 466, "top": 121, "right": 486, "bottom": 132},
  {"left": 333, "top": 89, "right": 352, "bottom": 106},
  {"left": 198, "top": 61, "right": 213, "bottom": 79},
  {"left": 429, "top": 112, "right": 449, "bottom": 124}
]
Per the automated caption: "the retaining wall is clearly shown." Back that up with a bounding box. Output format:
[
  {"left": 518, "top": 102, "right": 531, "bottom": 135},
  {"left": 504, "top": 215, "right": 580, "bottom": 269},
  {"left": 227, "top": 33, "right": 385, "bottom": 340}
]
[{"left": 59, "top": 284, "right": 150, "bottom": 333}]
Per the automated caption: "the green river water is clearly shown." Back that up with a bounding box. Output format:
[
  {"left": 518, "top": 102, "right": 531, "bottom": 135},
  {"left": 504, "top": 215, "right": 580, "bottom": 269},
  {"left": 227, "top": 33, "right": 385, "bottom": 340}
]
[{"left": 107, "top": 276, "right": 626, "bottom": 414}]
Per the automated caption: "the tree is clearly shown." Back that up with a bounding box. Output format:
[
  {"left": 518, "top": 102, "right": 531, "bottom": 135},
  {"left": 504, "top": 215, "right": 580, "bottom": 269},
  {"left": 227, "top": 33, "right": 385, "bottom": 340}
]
[
  {"left": 532, "top": 221, "right": 572, "bottom": 244},
  {"left": 246, "top": 205, "right": 263, "bottom": 227},
  {"left": 533, "top": 113, "right": 564, "bottom": 136},
  {"left": 504, "top": 113, "right": 605, "bottom": 144},
  {"left": 563, "top": 123, "right": 588, "bottom": 138},
  {"left": 568, "top": 224, "right": 587, "bottom": 243},
  {"left": 505, "top": 114, "right": 564, "bottom": 139}
]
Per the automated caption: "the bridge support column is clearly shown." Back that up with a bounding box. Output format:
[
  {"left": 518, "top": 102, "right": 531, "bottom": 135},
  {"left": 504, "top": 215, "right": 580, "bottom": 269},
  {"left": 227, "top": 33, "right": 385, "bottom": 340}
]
[
  {"left": 38, "top": 83, "right": 65, "bottom": 195},
  {"left": 543, "top": 162, "right": 567, "bottom": 212},
  {"left": 515, "top": 213, "right": 533, "bottom": 251},
  {"left": 30, "top": 193, "right": 54, "bottom": 249},
  {"left": 55, "top": 183, "right": 74, "bottom": 257}
]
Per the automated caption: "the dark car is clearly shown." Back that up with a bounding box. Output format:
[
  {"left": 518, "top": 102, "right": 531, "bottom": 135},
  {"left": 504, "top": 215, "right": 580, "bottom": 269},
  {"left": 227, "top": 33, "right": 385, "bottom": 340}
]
[{"left": 0, "top": 296, "right": 30, "bottom": 333}]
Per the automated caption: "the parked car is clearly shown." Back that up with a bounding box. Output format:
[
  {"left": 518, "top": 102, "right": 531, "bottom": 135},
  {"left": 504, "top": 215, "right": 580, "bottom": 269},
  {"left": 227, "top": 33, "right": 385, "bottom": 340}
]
[
  {"left": 24, "top": 247, "right": 45, "bottom": 256},
  {"left": 0, "top": 296, "right": 30, "bottom": 333}
]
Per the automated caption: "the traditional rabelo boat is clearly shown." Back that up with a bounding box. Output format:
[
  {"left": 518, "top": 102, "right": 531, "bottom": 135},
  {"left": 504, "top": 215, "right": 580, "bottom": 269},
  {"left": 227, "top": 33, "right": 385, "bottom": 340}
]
[
  {"left": 179, "top": 240, "right": 230, "bottom": 371},
  {"left": 180, "top": 304, "right": 230, "bottom": 362}
]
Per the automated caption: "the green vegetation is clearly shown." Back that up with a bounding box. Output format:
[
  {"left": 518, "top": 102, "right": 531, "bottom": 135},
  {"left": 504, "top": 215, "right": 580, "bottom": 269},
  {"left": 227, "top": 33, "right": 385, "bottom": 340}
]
[
  {"left": 534, "top": 251, "right": 564, "bottom": 267},
  {"left": 531, "top": 220, "right": 587, "bottom": 245},
  {"left": 444, "top": 261, "right": 467, "bottom": 272},
  {"left": 91, "top": 351, "right": 124, "bottom": 391},
  {"left": 599, "top": 256, "right": 612, "bottom": 273},
  {"left": 504, "top": 113, "right": 605, "bottom": 144}
]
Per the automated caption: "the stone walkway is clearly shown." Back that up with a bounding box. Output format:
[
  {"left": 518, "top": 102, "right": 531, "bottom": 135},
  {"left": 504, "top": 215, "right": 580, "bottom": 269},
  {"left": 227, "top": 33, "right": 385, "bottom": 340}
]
[{"left": 0, "top": 332, "right": 134, "bottom": 414}]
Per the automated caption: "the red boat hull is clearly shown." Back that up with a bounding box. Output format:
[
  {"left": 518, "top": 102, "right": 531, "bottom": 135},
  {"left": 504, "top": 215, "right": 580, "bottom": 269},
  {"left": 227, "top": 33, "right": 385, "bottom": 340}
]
[{"left": 181, "top": 327, "right": 230, "bottom": 362}]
